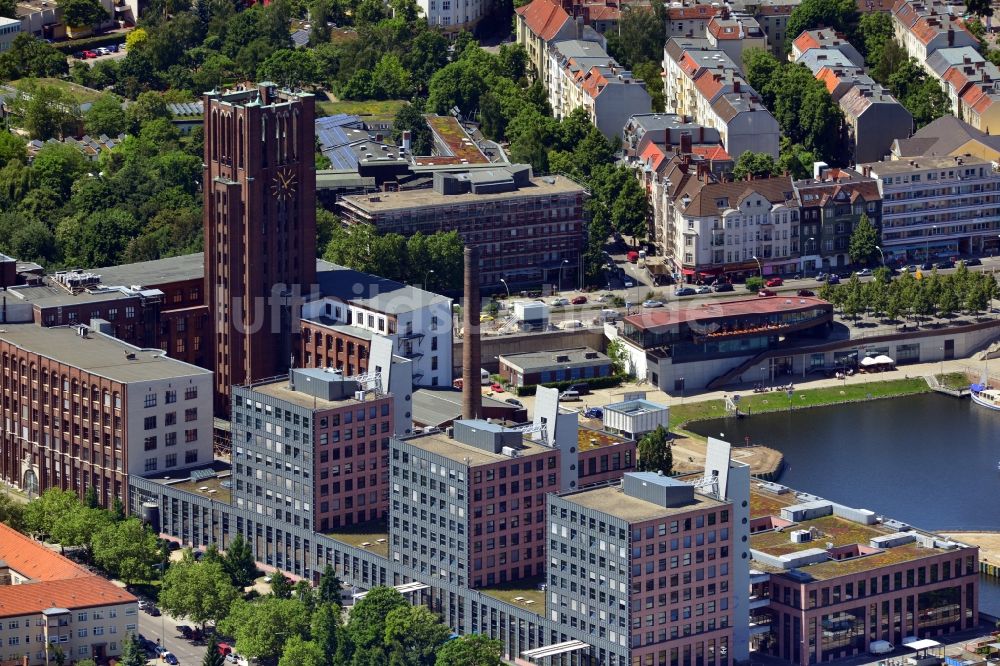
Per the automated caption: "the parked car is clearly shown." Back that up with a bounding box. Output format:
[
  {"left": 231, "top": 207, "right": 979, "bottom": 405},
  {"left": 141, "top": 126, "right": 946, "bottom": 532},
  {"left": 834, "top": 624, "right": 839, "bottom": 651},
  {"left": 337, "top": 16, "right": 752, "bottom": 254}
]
[
  {"left": 571, "top": 295, "right": 587, "bottom": 305},
  {"left": 934, "top": 260, "right": 955, "bottom": 269},
  {"left": 164, "top": 652, "right": 179, "bottom": 665},
  {"left": 107, "top": 43, "right": 119, "bottom": 52},
  {"left": 695, "top": 285, "right": 712, "bottom": 294},
  {"left": 178, "top": 625, "right": 193, "bottom": 638},
  {"left": 674, "top": 287, "right": 696, "bottom": 296},
  {"left": 73, "top": 51, "right": 86, "bottom": 59},
  {"left": 584, "top": 407, "right": 603, "bottom": 419},
  {"left": 83, "top": 50, "right": 98, "bottom": 58},
  {"left": 550, "top": 297, "right": 569, "bottom": 306},
  {"left": 796, "top": 289, "right": 815, "bottom": 297},
  {"left": 855, "top": 268, "right": 872, "bottom": 277},
  {"left": 712, "top": 282, "right": 734, "bottom": 292},
  {"left": 626, "top": 251, "right": 639, "bottom": 263},
  {"left": 827, "top": 274, "right": 841, "bottom": 285},
  {"left": 622, "top": 277, "right": 634, "bottom": 288},
  {"left": 642, "top": 299, "right": 664, "bottom": 308},
  {"left": 558, "top": 390, "right": 581, "bottom": 401},
  {"left": 815, "top": 272, "right": 828, "bottom": 282},
  {"left": 95, "top": 47, "right": 110, "bottom": 55},
  {"left": 489, "top": 382, "right": 503, "bottom": 392},
  {"left": 504, "top": 398, "right": 523, "bottom": 408},
  {"left": 758, "top": 289, "right": 776, "bottom": 297},
  {"left": 962, "top": 257, "right": 982, "bottom": 266},
  {"left": 765, "top": 277, "right": 783, "bottom": 287},
  {"left": 568, "top": 383, "right": 591, "bottom": 395},
  {"left": 920, "top": 262, "right": 933, "bottom": 271},
  {"left": 147, "top": 606, "right": 161, "bottom": 617}
]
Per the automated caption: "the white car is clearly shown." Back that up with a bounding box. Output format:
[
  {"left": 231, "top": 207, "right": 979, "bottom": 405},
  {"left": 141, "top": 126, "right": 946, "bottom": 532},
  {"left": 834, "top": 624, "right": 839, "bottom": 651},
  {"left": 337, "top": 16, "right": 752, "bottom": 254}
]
[
  {"left": 95, "top": 47, "right": 110, "bottom": 55},
  {"left": 551, "top": 297, "right": 569, "bottom": 306},
  {"left": 642, "top": 299, "right": 664, "bottom": 308},
  {"left": 695, "top": 285, "right": 713, "bottom": 294}
]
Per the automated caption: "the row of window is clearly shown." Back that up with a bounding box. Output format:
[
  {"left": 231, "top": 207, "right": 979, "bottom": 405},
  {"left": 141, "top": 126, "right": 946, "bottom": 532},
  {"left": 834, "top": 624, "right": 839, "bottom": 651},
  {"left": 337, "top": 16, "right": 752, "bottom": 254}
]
[
  {"left": 143, "top": 386, "right": 199, "bottom": 408},
  {"left": 144, "top": 449, "right": 199, "bottom": 471}
]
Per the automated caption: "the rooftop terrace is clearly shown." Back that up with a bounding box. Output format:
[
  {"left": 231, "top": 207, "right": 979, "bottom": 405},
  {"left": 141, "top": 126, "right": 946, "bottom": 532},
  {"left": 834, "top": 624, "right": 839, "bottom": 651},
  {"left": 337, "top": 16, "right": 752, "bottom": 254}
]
[
  {"left": 560, "top": 483, "right": 724, "bottom": 523},
  {"left": 339, "top": 175, "right": 584, "bottom": 212},
  {"left": 324, "top": 520, "right": 389, "bottom": 558},
  {"left": 577, "top": 426, "right": 631, "bottom": 452},
  {"left": 480, "top": 576, "right": 547, "bottom": 615}
]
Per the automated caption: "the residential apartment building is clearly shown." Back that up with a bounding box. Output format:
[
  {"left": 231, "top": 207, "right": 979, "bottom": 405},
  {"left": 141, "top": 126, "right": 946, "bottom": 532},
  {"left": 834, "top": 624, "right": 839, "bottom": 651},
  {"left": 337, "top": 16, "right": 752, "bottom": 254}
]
[
  {"left": 547, "top": 440, "right": 751, "bottom": 665},
  {"left": 793, "top": 166, "right": 883, "bottom": 271},
  {"left": 231, "top": 368, "right": 393, "bottom": 533},
  {"left": 664, "top": 173, "right": 800, "bottom": 279},
  {"left": 416, "top": 0, "right": 488, "bottom": 32},
  {"left": 790, "top": 29, "right": 863, "bottom": 65},
  {"left": 861, "top": 154, "right": 1000, "bottom": 262},
  {"left": 0, "top": 524, "right": 138, "bottom": 666},
  {"left": 390, "top": 419, "right": 563, "bottom": 588},
  {"left": 338, "top": 168, "right": 588, "bottom": 291},
  {"left": 750, "top": 0, "right": 799, "bottom": 56},
  {"left": 0, "top": 322, "right": 213, "bottom": 506},
  {"left": 891, "top": 0, "right": 978, "bottom": 64},
  {"left": 925, "top": 47, "right": 1000, "bottom": 134},
  {"left": 300, "top": 264, "right": 453, "bottom": 389},
  {"left": 705, "top": 13, "right": 767, "bottom": 69},
  {"left": 546, "top": 39, "right": 651, "bottom": 139},
  {"left": 892, "top": 115, "right": 1000, "bottom": 164},
  {"left": 515, "top": 0, "right": 605, "bottom": 84},
  {"left": 749, "top": 480, "right": 979, "bottom": 664},
  {"left": 666, "top": 2, "right": 720, "bottom": 39},
  {"left": 663, "top": 38, "right": 780, "bottom": 158}
]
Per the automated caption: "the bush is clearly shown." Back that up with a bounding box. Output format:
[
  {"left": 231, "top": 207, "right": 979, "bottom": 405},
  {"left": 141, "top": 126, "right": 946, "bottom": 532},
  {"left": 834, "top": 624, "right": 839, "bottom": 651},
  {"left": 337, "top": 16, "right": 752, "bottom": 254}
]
[
  {"left": 514, "top": 372, "right": 627, "bottom": 397},
  {"left": 53, "top": 32, "right": 128, "bottom": 54},
  {"left": 745, "top": 276, "right": 764, "bottom": 292}
]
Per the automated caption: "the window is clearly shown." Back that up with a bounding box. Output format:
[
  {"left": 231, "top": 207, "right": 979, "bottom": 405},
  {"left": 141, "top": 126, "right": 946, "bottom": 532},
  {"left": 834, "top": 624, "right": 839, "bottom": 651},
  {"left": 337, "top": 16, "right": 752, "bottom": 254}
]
[
  {"left": 165, "top": 412, "right": 176, "bottom": 426},
  {"left": 185, "top": 408, "right": 197, "bottom": 422},
  {"left": 125, "top": 307, "right": 135, "bottom": 318},
  {"left": 185, "top": 450, "right": 198, "bottom": 464},
  {"left": 144, "top": 416, "right": 157, "bottom": 430},
  {"left": 165, "top": 454, "right": 177, "bottom": 468},
  {"left": 185, "top": 429, "right": 197, "bottom": 443},
  {"left": 144, "top": 393, "right": 157, "bottom": 408},
  {"left": 165, "top": 432, "right": 177, "bottom": 447},
  {"left": 165, "top": 390, "right": 176, "bottom": 404},
  {"left": 185, "top": 386, "right": 198, "bottom": 400},
  {"left": 144, "top": 437, "right": 157, "bottom": 451},
  {"left": 144, "top": 458, "right": 157, "bottom": 472}
]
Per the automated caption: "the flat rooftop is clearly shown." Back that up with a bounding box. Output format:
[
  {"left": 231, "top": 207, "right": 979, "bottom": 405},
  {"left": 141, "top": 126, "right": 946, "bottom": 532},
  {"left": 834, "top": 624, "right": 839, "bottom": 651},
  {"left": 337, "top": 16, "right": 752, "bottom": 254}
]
[
  {"left": 314, "top": 262, "right": 451, "bottom": 315},
  {"left": 560, "top": 483, "right": 724, "bottom": 523},
  {"left": 91, "top": 253, "right": 204, "bottom": 288},
  {"left": 480, "top": 576, "right": 546, "bottom": 614},
  {"left": 424, "top": 115, "right": 490, "bottom": 164},
  {"left": 324, "top": 520, "right": 389, "bottom": 558},
  {"left": 578, "top": 427, "right": 631, "bottom": 452},
  {"left": 339, "top": 175, "right": 585, "bottom": 213},
  {"left": 625, "top": 295, "right": 831, "bottom": 331},
  {"left": 0, "top": 324, "right": 210, "bottom": 383},
  {"left": 403, "top": 429, "right": 553, "bottom": 467},
  {"left": 168, "top": 474, "right": 233, "bottom": 505},
  {"left": 250, "top": 378, "right": 380, "bottom": 411},
  {"left": 861, "top": 154, "right": 992, "bottom": 173},
  {"left": 8, "top": 281, "right": 139, "bottom": 307},
  {"left": 500, "top": 347, "right": 609, "bottom": 373},
  {"left": 750, "top": 481, "right": 974, "bottom": 580}
]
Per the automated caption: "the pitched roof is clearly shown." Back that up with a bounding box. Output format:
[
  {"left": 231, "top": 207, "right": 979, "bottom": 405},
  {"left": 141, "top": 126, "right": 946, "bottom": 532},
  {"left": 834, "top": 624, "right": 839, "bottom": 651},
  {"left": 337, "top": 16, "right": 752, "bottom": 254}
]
[
  {"left": 674, "top": 175, "right": 795, "bottom": 217},
  {"left": 516, "top": 0, "right": 571, "bottom": 41},
  {"left": 0, "top": 525, "right": 92, "bottom": 582},
  {"left": 895, "top": 114, "right": 1000, "bottom": 159}
]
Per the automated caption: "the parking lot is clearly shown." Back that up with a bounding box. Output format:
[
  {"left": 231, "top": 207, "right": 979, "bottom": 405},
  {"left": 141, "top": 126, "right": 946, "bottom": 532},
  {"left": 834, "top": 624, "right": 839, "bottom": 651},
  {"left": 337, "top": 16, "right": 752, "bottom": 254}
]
[{"left": 67, "top": 44, "right": 128, "bottom": 66}]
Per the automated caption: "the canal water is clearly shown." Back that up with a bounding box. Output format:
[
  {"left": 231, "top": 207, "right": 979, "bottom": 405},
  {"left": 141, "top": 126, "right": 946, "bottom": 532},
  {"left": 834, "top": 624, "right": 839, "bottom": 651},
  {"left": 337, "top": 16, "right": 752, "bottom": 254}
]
[{"left": 686, "top": 393, "right": 1000, "bottom": 614}]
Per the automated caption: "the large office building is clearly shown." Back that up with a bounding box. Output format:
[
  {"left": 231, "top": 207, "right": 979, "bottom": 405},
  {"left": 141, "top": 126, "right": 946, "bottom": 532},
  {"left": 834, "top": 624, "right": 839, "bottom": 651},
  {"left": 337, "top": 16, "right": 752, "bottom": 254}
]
[
  {"left": 749, "top": 480, "right": 979, "bottom": 664},
  {"left": 0, "top": 322, "right": 213, "bottom": 506},
  {"left": 0, "top": 524, "right": 138, "bottom": 666},
  {"left": 338, "top": 168, "right": 588, "bottom": 291},
  {"left": 203, "top": 84, "right": 317, "bottom": 414},
  {"left": 860, "top": 154, "right": 1000, "bottom": 262}
]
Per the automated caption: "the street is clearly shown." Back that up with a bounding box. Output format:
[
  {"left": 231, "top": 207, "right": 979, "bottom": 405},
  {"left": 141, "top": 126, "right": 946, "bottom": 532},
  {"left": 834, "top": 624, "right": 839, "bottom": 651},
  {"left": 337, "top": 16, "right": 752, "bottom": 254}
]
[{"left": 137, "top": 607, "right": 206, "bottom": 665}]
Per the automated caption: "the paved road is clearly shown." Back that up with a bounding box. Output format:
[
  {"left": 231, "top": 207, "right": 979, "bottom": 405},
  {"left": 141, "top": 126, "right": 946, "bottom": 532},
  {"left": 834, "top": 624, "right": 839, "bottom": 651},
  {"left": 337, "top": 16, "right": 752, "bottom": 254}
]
[
  {"left": 68, "top": 48, "right": 128, "bottom": 67},
  {"left": 137, "top": 607, "right": 206, "bottom": 665}
]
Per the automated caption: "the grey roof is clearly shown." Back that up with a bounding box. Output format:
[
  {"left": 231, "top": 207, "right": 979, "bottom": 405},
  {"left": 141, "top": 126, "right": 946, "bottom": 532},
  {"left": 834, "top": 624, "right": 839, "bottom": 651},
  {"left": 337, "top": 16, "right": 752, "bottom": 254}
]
[
  {"left": 499, "top": 347, "right": 611, "bottom": 373},
  {"left": 302, "top": 318, "right": 374, "bottom": 341},
  {"left": 7, "top": 282, "right": 142, "bottom": 307},
  {"left": 0, "top": 324, "right": 210, "bottom": 383},
  {"left": 925, "top": 46, "right": 984, "bottom": 77},
  {"left": 891, "top": 115, "right": 1000, "bottom": 158},
  {"left": 291, "top": 27, "right": 311, "bottom": 47},
  {"left": 316, "top": 171, "right": 377, "bottom": 191},
  {"left": 797, "top": 49, "right": 858, "bottom": 75},
  {"left": 91, "top": 253, "right": 205, "bottom": 287},
  {"left": 411, "top": 388, "right": 519, "bottom": 428},
  {"left": 167, "top": 101, "right": 204, "bottom": 117},
  {"left": 315, "top": 262, "right": 451, "bottom": 315}
]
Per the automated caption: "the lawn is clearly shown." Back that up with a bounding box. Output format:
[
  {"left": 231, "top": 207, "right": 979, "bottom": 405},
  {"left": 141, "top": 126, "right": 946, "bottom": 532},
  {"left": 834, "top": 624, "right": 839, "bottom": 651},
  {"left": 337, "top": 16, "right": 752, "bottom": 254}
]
[
  {"left": 316, "top": 99, "right": 407, "bottom": 121},
  {"left": 669, "top": 378, "right": 930, "bottom": 432},
  {"left": 10, "top": 78, "right": 106, "bottom": 105},
  {"left": 936, "top": 371, "right": 971, "bottom": 391}
]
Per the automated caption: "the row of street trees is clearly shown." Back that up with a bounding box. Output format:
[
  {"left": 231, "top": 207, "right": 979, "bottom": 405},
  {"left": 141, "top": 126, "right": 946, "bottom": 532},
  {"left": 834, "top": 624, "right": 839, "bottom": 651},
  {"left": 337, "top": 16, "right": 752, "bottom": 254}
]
[{"left": 819, "top": 265, "right": 1000, "bottom": 323}]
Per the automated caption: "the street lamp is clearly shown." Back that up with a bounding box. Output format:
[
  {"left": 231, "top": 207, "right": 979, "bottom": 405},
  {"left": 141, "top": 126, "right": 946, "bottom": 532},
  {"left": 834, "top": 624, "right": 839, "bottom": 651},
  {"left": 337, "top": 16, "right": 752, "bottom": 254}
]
[
  {"left": 423, "top": 269, "right": 435, "bottom": 291},
  {"left": 759, "top": 365, "right": 766, "bottom": 388},
  {"left": 875, "top": 245, "right": 885, "bottom": 267},
  {"left": 752, "top": 255, "right": 763, "bottom": 277},
  {"left": 499, "top": 278, "right": 510, "bottom": 298},
  {"left": 559, "top": 259, "right": 569, "bottom": 291},
  {"left": 939, "top": 346, "right": 945, "bottom": 381}
]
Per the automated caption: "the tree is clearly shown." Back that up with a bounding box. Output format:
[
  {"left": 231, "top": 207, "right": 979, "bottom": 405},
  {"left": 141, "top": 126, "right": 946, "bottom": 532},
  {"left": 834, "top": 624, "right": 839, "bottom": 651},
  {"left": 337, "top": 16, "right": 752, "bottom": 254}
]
[
  {"left": 59, "top": 0, "right": 108, "bottom": 27},
  {"left": 0, "top": 0, "right": 14, "bottom": 18},
  {"left": 371, "top": 54, "right": 413, "bottom": 99},
  {"left": 857, "top": 12, "right": 894, "bottom": 65},
  {"left": 0, "top": 492, "right": 24, "bottom": 531},
  {"left": 257, "top": 49, "right": 319, "bottom": 89},
  {"left": 159, "top": 559, "right": 240, "bottom": 629},
  {"left": 308, "top": 0, "right": 332, "bottom": 45},
  {"left": 0, "top": 34, "right": 68, "bottom": 80},
  {"left": 278, "top": 636, "right": 326, "bottom": 666},
  {"left": 77, "top": 660, "right": 98, "bottom": 666},
  {"left": 849, "top": 214, "right": 878, "bottom": 266},
  {"left": 91, "top": 517, "right": 161, "bottom": 585},
  {"left": 57, "top": 208, "right": 140, "bottom": 267},
  {"left": 268, "top": 569, "right": 292, "bottom": 598},
  {"left": 733, "top": 151, "right": 778, "bottom": 180},
  {"left": 125, "top": 91, "right": 171, "bottom": 132},
  {"left": 612, "top": 176, "right": 650, "bottom": 243},
  {"left": 605, "top": 6, "right": 665, "bottom": 69},
  {"left": 217, "top": 597, "right": 311, "bottom": 661},
  {"left": 633, "top": 60, "right": 666, "bottom": 112},
  {"left": 125, "top": 27, "right": 148, "bottom": 51},
  {"left": 312, "top": 601, "right": 347, "bottom": 664},
  {"left": 317, "top": 564, "right": 343, "bottom": 606},
  {"left": 202, "top": 636, "right": 226, "bottom": 666},
  {"left": 346, "top": 586, "right": 408, "bottom": 651},
  {"left": 0, "top": 132, "right": 26, "bottom": 166},
  {"left": 118, "top": 634, "right": 147, "bottom": 666},
  {"left": 435, "top": 634, "right": 503, "bottom": 666},
  {"left": 606, "top": 338, "right": 629, "bottom": 375},
  {"left": 31, "top": 142, "right": 89, "bottom": 200},
  {"left": 23, "top": 488, "right": 80, "bottom": 540},
  {"left": 84, "top": 485, "right": 99, "bottom": 509},
  {"left": 637, "top": 426, "right": 673, "bottom": 475},
  {"left": 12, "top": 83, "right": 82, "bottom": 140},
  {"left": 967, "top": 0, "right": 993, "bottom": 17},
  {"left": 384, "top": 605, "right": 451, "bottom": 666},
  {"left": 51, "top": 505, "right": 112, "bottom": 554},
  {"left": 392, "top": 102, "right": 432, "bottom": 156},
  {"left": 785, "top": 0, "right": 857, "bottom": 51}
]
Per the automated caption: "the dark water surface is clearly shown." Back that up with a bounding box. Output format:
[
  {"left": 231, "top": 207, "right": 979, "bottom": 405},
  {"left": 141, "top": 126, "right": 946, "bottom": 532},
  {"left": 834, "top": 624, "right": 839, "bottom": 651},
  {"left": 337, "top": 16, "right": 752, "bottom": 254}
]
[{"left": 687, "top": 393, "right": 1000, "bottom": 613}]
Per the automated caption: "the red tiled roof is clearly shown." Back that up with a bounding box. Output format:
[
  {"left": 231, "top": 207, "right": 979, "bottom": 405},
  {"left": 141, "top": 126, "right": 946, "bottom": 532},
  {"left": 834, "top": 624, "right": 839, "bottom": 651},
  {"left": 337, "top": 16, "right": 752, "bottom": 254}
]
[
  {"left": 815, "top": 66, "right": 844, "bottom": 94},
  {"left": 0, "top": 525, "right": 91, "bottom": 582},
  {"left": 707, "top": 17, "right": 742, "bottom": 40},
  {"left": 516, "top": 0, "right": 571, "bottom": 41},
  {"left": 692, "top": 144, "right": 730, "bottom": 161},
  {"left": 792, "top": 31, "right": 821, "bottom": 53},
  {"left": 0, "top": 578, "right": 135, "bottom": 619},
  {"left": 667, "top": 4, "right": 717, "bottom": 19},
  {"left": 693, "top": 69, "right": 726, "bottom": 100},
  {"left": 624, "top": 296, "right": 830, "bottom": 331},
  {"left": 581, "top": 67, "right": 609, "bottom": 99}
]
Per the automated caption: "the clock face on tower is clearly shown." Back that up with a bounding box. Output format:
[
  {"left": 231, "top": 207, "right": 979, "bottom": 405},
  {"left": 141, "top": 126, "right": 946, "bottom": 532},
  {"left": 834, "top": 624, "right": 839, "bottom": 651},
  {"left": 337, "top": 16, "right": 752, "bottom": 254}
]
[{"left": 271, "top": 167, "right": 297, "bottom": 201}]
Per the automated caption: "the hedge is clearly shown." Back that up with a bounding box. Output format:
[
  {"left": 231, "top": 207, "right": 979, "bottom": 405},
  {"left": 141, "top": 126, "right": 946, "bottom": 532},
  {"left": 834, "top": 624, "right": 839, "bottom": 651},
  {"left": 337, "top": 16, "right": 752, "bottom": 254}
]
[
  {"left": 514, "top": 373, "right": 627, "bottom": 397},
  {"left": 53, "top": 32, "right": 128, "bottom": 54}
]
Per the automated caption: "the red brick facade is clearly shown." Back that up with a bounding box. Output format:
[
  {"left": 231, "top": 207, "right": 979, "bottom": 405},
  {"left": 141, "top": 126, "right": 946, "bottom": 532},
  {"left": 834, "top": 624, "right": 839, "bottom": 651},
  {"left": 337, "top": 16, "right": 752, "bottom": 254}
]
[{"left": 300, "top": 321, "right": 371, "bottom": 376}]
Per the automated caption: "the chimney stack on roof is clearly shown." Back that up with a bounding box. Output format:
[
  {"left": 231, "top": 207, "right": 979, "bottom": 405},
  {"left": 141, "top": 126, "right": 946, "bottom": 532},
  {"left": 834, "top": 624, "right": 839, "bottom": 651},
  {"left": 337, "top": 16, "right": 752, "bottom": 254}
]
[{"left": 461, "top": 246, "right": 483, "bottom": 421}]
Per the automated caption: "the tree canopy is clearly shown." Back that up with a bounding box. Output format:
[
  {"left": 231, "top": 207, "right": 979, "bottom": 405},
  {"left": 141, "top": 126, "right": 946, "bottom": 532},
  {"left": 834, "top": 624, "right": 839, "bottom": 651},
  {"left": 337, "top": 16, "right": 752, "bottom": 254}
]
[
  {"left": 637, "top": 426, "right": 673, "bottom": 476},
  {"left": 159, "top": 556, "right": 241, "bottom": 628},
  {"left": 784, "top": 0, "right": 858, "bottom": 51},
  {"left": 849, "top": 214, "right": 879, "bottom": 267}
]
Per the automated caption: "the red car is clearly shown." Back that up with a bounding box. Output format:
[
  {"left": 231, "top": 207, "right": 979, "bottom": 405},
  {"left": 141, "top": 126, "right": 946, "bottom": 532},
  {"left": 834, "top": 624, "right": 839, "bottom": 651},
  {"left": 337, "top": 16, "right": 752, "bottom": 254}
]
[
  {"left": 571, "top": 295, "right": 587, "bottom": 305},
  {"left": 765, "top": 277, "right": 783, "bottom": 287},
  {"left": 758, "top": 289, "right": 776, "bottom": 297},
  {"left": 82, "top": 50, "right": 98, "bottom": 58},
  {"left": 626, "top": 251, "right": 639, "bottom": 263},
  {"left": 490, "top": 382, "right": 504, "bottom": 392}
]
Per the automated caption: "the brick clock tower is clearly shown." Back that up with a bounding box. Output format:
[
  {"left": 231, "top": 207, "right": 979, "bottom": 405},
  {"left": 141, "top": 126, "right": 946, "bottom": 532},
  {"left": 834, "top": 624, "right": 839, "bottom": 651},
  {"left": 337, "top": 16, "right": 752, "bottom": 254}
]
[{"left": 203, "top": 84, "right": 317, "bottom": 414}]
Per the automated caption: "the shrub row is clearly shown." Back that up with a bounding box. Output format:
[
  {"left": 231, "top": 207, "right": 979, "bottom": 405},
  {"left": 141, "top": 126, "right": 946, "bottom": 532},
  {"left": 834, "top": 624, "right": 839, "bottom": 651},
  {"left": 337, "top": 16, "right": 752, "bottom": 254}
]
[
  {"left": 513, "top": 373, "right": 626, "bottom": 397},
  {"left": 53, "top": 32, "right": 128, "bottom": 54}
]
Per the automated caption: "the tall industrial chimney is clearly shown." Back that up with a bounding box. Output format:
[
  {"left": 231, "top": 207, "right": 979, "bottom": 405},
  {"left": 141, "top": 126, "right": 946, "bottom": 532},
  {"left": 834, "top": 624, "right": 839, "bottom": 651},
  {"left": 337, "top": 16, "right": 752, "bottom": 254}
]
[{"left": 461, "top": 246, "right": 482, "bottom": 420}]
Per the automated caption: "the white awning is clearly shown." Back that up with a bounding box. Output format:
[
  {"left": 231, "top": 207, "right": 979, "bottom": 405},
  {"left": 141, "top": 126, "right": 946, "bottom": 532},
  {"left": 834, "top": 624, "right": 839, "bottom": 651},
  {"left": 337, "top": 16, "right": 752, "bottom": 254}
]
[
  {"left": 521, "top": 640, "right": 589, "bottom": 660},
  {"left": 860, "top": 357, "right": 879, "bottom": 366},
  {"left": 874, "top": 355, "right": 894, "bottom": 365},
  {"left": 905, "top": 639, "right": 941, "bottom": 651},
  {"left": 352, "top": 581, "right": 429, "bottom": 600}
]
